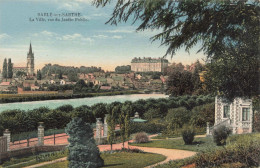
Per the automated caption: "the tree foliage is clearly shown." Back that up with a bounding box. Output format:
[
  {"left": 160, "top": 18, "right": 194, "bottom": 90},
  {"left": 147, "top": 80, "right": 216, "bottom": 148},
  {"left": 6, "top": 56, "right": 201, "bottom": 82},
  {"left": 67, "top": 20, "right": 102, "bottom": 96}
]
[
  {"left": 107, "top": 106, "right": 116, "bottom": 150},
  {"left": 7, "top": 58, "right": 13, "bottom": 78},
  {"left": 2, "top": 58, "right": 7, "bottom": 78},
  {"left": 94, "top": 0, "right": 260, "bottom": 99},
  {"left": 37, "top": 70, "right": 42, "bottom": 80},
  {"left": 115, "top": 65, "right": 131, "bottom": 73},
  {"left": 65, "top": 117, "right": 104, "bottom": 168}
]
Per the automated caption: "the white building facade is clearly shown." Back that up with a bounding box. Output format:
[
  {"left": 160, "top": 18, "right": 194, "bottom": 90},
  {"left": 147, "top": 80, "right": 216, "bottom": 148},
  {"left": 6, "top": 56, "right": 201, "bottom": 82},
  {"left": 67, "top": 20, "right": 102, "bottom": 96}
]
[
  {"left": 208, "top": 96, "right": 253, "bottom": 135},
  {"left": 131, "top": 57, "right": 169, "bottom": 72}
]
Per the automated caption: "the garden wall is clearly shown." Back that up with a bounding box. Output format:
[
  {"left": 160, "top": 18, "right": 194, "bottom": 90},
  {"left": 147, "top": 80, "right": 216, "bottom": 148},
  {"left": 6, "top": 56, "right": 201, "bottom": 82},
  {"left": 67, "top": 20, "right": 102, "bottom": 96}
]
[{"left": 0, "top": 144, "right": 67, "bottom": 163}]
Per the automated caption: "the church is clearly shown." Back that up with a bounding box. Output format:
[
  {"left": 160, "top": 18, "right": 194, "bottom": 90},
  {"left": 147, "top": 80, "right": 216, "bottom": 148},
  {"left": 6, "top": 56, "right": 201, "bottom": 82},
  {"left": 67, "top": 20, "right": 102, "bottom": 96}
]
[{"left": 13, "top": 42, "right": 35, "bottom": 76}]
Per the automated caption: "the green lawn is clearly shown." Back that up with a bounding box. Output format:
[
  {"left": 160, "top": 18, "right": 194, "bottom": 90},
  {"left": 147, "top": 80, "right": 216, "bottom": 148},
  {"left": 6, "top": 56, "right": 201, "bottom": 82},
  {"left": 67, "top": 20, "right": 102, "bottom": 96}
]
[
  {"left": 130, "top": 136, "right": 221, "bottom": 152},
  {"left": 154, "top": 133, "right": 260, "bottom": 168},
  {"left": 40, "top": 152, "right": 166, "bottom": 168}
]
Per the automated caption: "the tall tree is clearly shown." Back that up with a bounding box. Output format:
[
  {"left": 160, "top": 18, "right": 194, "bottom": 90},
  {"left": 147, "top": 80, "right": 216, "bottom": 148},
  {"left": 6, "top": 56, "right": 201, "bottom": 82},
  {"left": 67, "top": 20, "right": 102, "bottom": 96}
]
[
  {"left": 124, "top": 105, "right": 131, "bottom": 149},
  {"left": 37, "top": 70, "right": 42, "bottom": 80},
  {"left": 120, "top": 103, "right": 132, "bottom": 148},
  {"left": 2, "top": 58, "right": 7, "bottom": 79},
  {"left": 65, "top": 117, "right": 104, "bottom": 168},
  {"left": 7, "top": 58, "right": 13, "bottom": 78},
  {"left": 94, "top": 0, "right": 260, "bottom": 100},
  {"left": 107, "top": 107, "right": 116, "bottom": 150}
]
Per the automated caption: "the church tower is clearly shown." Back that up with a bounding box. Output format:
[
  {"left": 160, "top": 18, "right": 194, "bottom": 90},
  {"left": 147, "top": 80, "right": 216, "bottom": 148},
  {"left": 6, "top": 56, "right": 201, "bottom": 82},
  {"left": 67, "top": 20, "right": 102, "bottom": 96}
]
[{"left": 27, "top": 42, "right": 34, "bottom": 76}]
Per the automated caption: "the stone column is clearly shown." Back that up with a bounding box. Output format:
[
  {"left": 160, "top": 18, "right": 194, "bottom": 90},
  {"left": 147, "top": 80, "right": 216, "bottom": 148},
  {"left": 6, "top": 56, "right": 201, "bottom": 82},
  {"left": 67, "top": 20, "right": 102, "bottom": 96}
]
[
  {"left": 103, "top": 114, "right": 108, "bottom": 137},
  {"left": 3, "top": 129, "right": 10, "bottom": 151},
  {"left": 206, "top": 122, "right": 210, "bottom": 136},
  {"left": 38, "top": 122, "right": 44, "bottom": 146},
  {"left": 96, "top": 118, "right": 103, "bottom": 139}
]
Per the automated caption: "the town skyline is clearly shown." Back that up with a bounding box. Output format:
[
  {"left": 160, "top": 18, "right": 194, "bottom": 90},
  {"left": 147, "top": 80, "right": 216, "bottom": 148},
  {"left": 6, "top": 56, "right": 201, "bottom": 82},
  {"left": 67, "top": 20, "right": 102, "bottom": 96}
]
[{"left": 0, "top": 0, "right": 206, "bottom": 71}]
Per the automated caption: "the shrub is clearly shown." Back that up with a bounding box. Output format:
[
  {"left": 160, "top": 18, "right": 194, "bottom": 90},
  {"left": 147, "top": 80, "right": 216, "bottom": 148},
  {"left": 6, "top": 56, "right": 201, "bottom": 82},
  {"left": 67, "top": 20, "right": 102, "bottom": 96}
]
[
  {"left": 254, "top": 111, "right": 260, "bottom": 132},
  {"left": 130, "top": 122, "right": 166, "bottom": 134},
  {"left": 65, "top": 117, "right": 104, "bottom": 168},
  {"left": 213, "top": 125, "right": 232, "bottom": 146},
  {"left": 134, "top": 132, "right": 149, "bottom": 143},
  {"left": 194, "top": 135, "right": 260, "bottom": 167},
  {"left": 182, "top": 126, "right": 195, "bottom": 145},
  {"left": 102, "top": 148, "right": 144, "bottom": 154}
]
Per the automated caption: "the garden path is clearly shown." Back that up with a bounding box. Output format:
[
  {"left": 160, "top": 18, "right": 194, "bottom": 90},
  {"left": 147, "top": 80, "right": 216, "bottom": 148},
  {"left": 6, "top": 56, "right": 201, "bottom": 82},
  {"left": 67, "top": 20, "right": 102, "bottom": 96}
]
[{"left": 25, "top": 134, "right": 199, "bottom": 168}]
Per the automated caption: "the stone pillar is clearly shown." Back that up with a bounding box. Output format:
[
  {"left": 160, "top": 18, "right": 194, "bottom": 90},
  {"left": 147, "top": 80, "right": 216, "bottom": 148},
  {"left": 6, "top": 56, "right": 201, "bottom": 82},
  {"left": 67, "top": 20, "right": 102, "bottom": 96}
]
[
  {"left": 3, "top": 129, "right": 10, "bottom": 151},
  {"left": 96, "top": 118, "right": 102, "bottom": 139},
  {"left": 103, "top": 114, "right": 108, "bottom": 137},
  {"left": 38, "top": 122, "right": 44, "bottom": 146},
  {"left": 206, "top": 122, "right": 210, "bottom": 135}
]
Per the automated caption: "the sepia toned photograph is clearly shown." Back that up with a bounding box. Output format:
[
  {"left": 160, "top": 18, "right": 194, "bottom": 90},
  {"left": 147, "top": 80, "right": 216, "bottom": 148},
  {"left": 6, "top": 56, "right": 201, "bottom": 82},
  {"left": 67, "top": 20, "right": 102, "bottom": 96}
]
[{"left": 0, "top": 0, "right": 259, "bottom": 167}]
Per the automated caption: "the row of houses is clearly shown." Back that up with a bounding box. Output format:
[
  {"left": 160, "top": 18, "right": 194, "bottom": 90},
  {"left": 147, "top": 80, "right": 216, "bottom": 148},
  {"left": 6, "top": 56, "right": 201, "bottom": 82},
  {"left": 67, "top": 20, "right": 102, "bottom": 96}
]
[{"left": 0, "top": 72, "right": 168, "bottom": 92}]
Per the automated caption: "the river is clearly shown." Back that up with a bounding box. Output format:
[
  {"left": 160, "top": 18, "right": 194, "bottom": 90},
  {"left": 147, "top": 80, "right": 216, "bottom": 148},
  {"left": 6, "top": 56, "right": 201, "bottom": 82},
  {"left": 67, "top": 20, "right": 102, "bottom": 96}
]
[{"left": 0, "top": 94, "right": 168, "bottom": 113}]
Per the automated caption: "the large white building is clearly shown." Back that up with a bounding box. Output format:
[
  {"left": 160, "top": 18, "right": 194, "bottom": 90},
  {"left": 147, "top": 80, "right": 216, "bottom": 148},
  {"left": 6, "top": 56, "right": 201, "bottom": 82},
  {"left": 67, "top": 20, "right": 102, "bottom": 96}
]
[
  {"left": 131, "top": 57, "right": 169, "bottom": 72},
  {"left": 208, "top": 97, "right": 253, "bottom": 135}
]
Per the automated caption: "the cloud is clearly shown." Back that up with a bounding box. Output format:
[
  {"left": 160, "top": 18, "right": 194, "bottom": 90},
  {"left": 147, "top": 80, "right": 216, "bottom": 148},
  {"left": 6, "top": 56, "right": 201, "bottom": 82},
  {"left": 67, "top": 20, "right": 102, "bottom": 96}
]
[
  {"left": 62, "top": 33, "right": 82, "bottom": 40},
  {"left": 112, "top": 35, "right": 122, "bottom": 39},
  {"left": 55, "top": 0, "right": 92, "bottom": 11},
  {"left": 41, "top": 31, "right": 57, "bottom": 37},
  {"left": 93, "top": 34, "right": 122, "bottom": 40},
  {"left": 136, "top": 29, "right": 163, "bottom": 37},
  {"left": 62, "top": 33, "right": 93, "bottom": 42},
  {"left": 30, "top": 31, "right": 93, "bottom": 43},
  {"left": 106, "top": 29, "right": 134, "bottom": 34},
  {"left": 73, "top": 0, "right": 92, "bottom": 4},
  {"left": 58, "top": 2, "right": 82, "bottom": 11},
  {"left": 93, "top": 35, "right": 108, "bottom": 39},
  {"left": 0, "top": 33, "right": 11, "bottom": 40}
]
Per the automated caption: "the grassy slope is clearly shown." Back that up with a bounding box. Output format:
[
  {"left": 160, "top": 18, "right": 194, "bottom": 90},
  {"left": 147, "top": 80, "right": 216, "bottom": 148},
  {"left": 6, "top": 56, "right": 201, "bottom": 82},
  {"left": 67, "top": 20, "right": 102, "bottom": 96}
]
[{"left": 40, "top": 152, "right": 166, "bottom": 168}]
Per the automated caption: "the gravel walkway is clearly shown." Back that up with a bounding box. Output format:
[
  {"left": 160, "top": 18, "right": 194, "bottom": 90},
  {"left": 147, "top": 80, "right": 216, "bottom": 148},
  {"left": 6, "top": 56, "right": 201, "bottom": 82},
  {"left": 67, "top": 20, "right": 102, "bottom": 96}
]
[{"left": 25, "top": 134, "right": 198, "bottom": 168}]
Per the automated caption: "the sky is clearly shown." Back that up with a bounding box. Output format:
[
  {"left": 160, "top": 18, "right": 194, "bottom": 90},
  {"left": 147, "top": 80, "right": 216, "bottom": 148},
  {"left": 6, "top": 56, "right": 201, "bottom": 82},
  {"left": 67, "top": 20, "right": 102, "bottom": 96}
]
[{"left": 0, "top": 0, "right": 206, "bottom": 71}]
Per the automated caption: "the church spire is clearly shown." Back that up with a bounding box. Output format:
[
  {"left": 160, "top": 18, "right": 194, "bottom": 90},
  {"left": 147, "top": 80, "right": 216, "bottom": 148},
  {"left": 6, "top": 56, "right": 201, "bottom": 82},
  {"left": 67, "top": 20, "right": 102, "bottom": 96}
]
[{"left": 29, "top": 41, "right": 32, "bottom": 54}]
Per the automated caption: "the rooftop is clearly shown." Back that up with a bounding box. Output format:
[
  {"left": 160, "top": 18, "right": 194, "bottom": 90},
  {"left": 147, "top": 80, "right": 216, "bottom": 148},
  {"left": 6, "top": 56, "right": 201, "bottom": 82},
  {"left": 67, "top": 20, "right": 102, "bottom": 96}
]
[{"left": 131, "top": 57, "right": 169, "bottom": 63}]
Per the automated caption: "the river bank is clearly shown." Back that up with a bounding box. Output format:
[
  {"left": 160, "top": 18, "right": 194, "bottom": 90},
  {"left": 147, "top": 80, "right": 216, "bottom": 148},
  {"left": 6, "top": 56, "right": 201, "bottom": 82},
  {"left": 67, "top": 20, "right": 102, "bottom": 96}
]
[
  {"left": 0, "top": 93, "right": 168, "bottom": 113},
  {"left": 0, "top": 90, "right": 143, "bottom": 104}
]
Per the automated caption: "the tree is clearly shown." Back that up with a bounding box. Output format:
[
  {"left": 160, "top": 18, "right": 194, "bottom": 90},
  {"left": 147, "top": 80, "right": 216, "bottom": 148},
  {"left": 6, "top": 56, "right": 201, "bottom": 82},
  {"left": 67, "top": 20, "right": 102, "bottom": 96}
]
[
  {"left": 92, "top": 103, "right": 107, "bottom": 119},
  {"left": 124, "top": 106, "right": 130, "bottom": 148},
  {"left": 107, "top": 107, "right": 116, "bottom": 150},
  {"left": 120, "top": 103, "right": 132, "bottom": 148},
  {"left": 191, "top": 61, "right": 204, "bottom": 94},
  {"left": 115, "top": 65, "right": 131, "bottom": 73},
  {"left": 65, "top": 117, "right": 104, "bottom": 168},
  {"left": 190, "top": 103, "right": 215, "bottom": 127},
  {"left": 58, "top": 70, "right": 63, "bottom": 79},
  {"left": 2, "top": 58, "right": 7, "bottom": 79},
  {"left": 94, "top": 0, "right": 260, "bottom": 100},
  {"left": 68, "top": 72, "right": 79, "bottom": 82},
  {"left": 167, "top": 70, "right": 194, "bottom": 96},
  {"left": 7, "top": 58, "right": 13, "bottom": 78},
  {"left": 16, "top": 71, "right": 26, "bottom": 77},
  {"left": 204, "top": 41, "right": 259, "bottom": 100},
  {"left": 166, "top": 107, "right": 191, "bottom": 133},
  {"left": 119, "top": 108, "right": 126, "bottom": 148},
  {"left": 37, "top": 70, "right": 42, "bottom": 80}
]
